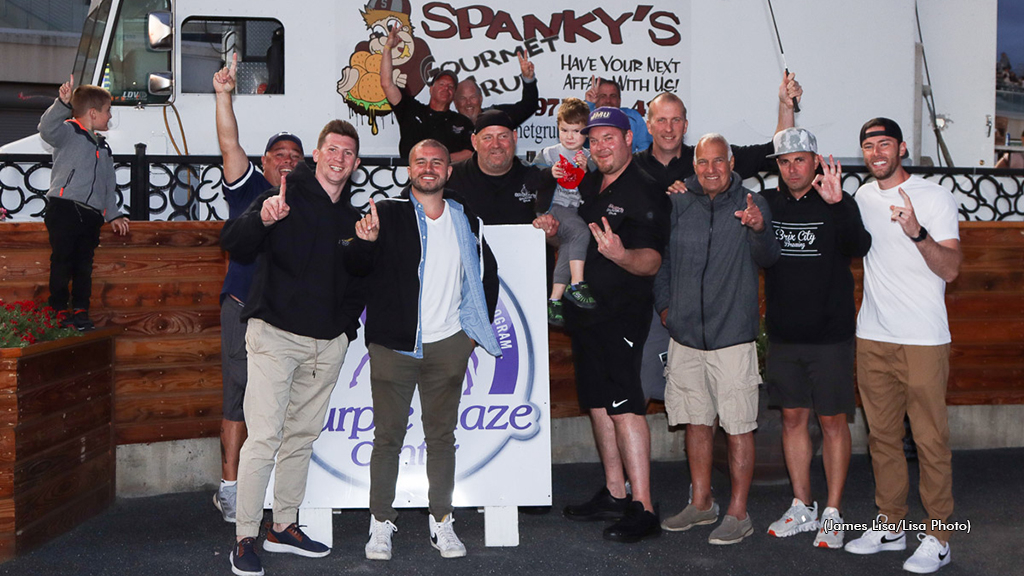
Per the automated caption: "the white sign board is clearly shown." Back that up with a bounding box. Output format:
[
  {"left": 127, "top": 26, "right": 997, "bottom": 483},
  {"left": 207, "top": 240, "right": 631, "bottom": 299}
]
[{"left": 271, "top": 225, "right": 551, "bottom": 512}]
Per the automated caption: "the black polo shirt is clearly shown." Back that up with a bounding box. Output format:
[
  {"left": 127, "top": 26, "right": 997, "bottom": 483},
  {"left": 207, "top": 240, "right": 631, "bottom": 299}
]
[
  {"left": 392, "top": 93, "right": 473, "bottom": 160},
  {"left": 633, "top": 141, "right": 777, "bottom": 191},
  {"left": 447, "top": 155, "right": 554, "bottom": 225},
  {"left": 567, "top": 160, "right": 670, "bottom": 327}
]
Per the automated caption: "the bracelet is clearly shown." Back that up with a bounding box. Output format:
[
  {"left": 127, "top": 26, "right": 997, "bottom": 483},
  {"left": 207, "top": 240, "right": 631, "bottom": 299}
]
[{"left": 911, "top": 226, "right": 928, "bottom": 243}]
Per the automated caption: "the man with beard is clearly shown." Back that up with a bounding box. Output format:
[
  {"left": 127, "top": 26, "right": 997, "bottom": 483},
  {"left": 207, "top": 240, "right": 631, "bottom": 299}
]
[
  {"left": 380, "top": 25, "right": 473, "bottom": 161},
  {"left": 654, "top": 134, "right": 780, "bottom": 545},
  {"left": 345, "top": 139, "right": 501, "bottom": 561},
  {"left": 212, "top": 52, "right": 305, "bottom": 525},
  {"left": 760, "top": 128, "right": 872, "bottom": 549},
  {"left": 560, "top": 107, "right": 670, "bottom": 544},
  {"left": 453, "top": 50, "right": 538, "bottom": 128},
  {"left": 634, "top": 75, "right": 802, "bottom": 407},
  {"left": 447, "top": 109, "right": 554, "bottom": 225},
  {"left": 221, "top": 120, "right": 365, "bottom": 576},
  {"left": 844, "top": 118, "right": 961, "bottom": 574}
]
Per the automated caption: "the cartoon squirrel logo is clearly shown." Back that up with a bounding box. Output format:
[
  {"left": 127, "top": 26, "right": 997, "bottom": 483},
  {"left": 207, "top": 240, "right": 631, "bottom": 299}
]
[{"left": 336, "top": 0, "right": 433, "bottom": 134}]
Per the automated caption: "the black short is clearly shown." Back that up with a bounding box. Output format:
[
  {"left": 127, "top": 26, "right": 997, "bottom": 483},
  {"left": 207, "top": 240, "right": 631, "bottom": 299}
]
[
  {"left": 765, "top": 339, "right": 855, "bottom": 417},
  {"left": 570, "top": 312, "right": 651, "bottom": 416}
]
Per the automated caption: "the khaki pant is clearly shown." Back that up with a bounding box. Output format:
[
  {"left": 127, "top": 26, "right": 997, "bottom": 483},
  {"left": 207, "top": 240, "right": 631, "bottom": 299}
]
[
  {"left": 235, "top": 318, "right": 349, "bottom": 538},
  {"left": 856, "top": 338, "right": 954, "bottom": 541}
]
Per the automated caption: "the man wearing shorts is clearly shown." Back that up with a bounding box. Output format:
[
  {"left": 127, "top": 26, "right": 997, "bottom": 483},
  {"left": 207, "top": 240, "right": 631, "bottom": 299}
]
[
  {"left": 560, "top": 107, "right": 670, "bottom": 544},
  {"left": 760, "top": 128, "right": 872, "bottom": 548},
  {"left": 653, "top": 133, "right": 780, "bottom": 545}
]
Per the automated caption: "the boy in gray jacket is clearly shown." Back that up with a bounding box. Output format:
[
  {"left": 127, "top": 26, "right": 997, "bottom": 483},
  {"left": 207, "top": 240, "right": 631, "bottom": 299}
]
[{"left": 39, "top": 75, "right": 129, "bottom": 330}]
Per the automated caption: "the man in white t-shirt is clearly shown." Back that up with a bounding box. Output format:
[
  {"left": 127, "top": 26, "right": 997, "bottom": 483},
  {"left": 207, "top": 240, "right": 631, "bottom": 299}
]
[
  {"left": 345, "top": 139, "right": 501, "bottom": 561},
  {"left": 844, "top": 118, "right": 962, "bottom": 575}
]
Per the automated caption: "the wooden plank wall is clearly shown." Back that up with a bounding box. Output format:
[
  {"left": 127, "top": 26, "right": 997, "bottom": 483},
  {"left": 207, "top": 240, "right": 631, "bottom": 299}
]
[
  {"left": 549, "top": 222, "right": 1024, "bottom": 418},
  {"left": 0, "top": 330, "right": 116, "bottom": 559},
  {"left": 1, "top": 222, "right": 224, "bottom": 445},
  {"left": 1, "top": 222, "right": 1022, "bottom": 439}
]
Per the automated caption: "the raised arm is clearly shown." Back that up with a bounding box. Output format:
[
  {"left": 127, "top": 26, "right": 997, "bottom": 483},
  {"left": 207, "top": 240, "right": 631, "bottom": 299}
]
[
  {"left": 379, "top": 24, "right": 403, "bottom": 106},
  {"left": 775, "top": 72, "right": 802, "bottom": 134},
  {"left": 38, "top": 74, "right": 74, "bottom": 146},
  {"left": 214, "top": 54, "right": 249, "bottom": 183}
]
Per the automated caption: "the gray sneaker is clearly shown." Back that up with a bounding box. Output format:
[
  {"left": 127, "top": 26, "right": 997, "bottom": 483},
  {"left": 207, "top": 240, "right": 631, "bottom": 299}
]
[
  {"left": 661, "top": 502, "right": 720, "bottom": 532},
  {"left": 214, "top": 483, "right": 237, "bottom": 523},
  {"left": 709, "top": 514, "right": 754, "bottom": 545}
]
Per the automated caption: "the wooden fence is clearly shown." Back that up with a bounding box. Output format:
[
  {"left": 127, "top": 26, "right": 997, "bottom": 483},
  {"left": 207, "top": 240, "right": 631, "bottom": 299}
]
[{"left": 1, "top": 221, "right": 1021, "bottom": 441}]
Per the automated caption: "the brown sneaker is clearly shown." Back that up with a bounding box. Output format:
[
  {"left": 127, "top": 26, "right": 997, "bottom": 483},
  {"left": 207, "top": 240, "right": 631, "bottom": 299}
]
[{"left": 661, "top": 502, "right": 719, "bottom": 532}]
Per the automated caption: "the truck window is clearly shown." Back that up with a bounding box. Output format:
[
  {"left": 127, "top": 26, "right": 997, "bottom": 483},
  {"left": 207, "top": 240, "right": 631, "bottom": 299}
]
[
  {"left": 181, "top": 18, "right": 285, "bottom": 95},
  {"left": 72, "top": 0, "right": 114, "bottom": 86},
  {"left": 102, "top": 0, "right": 173, "bottom": 105}
]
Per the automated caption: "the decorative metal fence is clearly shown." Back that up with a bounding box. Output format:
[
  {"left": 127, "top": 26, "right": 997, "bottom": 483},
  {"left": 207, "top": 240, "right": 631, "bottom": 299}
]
[{"left": 3, "top": 152, "right": 1023, "bottom": 222}]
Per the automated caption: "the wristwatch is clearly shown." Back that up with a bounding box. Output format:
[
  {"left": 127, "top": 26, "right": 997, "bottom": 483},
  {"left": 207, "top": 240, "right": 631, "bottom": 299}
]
[{"left": 911, "top": 226, "right": 928, "bottom": 243}]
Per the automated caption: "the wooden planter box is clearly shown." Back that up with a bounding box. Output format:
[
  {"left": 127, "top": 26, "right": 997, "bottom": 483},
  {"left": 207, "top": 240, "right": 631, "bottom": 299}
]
[{"left": 0, "top": 328, "right": 117, "bottom": 561}]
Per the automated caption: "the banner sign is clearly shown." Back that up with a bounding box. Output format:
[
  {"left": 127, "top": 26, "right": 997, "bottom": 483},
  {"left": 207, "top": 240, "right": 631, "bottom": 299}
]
[{"left": 287, "top": 225, "right": 552, "bottom": 509}]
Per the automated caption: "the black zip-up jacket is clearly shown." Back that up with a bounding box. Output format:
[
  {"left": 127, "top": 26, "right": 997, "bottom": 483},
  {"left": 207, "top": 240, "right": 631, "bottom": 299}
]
[
  {"left": 220, "top": 162, "right": 363, "bottom": 341},
  {"left": 762, "top": 186, "right": 872, "bottom": 344},
  {"left": 342, "top": 189, "right": 498, "bottom": 353}
]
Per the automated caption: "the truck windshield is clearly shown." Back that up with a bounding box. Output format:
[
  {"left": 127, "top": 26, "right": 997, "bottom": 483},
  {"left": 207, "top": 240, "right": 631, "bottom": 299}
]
[{"left": 72, "top": 0, "right": 114, "bottom": 85}]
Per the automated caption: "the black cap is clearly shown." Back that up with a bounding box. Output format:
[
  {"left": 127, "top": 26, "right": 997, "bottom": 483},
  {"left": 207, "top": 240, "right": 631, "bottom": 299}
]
[
  {"left": 264, "top": 132, "right": 303, "bottom": 153},
  {"left": 859, "top": 117, "right": 903, "bottom": 145},
  {"left": 474, "top": 109, "right": 515, "bottom": 133},
  {"left": 429, "top": 69, "right": 459, "bottom": 87}
]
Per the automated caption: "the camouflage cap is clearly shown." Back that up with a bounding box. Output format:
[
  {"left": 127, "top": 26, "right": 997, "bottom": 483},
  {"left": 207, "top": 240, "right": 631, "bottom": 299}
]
[{"left": 768, "top": 127, "right": 817, "bottom": 158}]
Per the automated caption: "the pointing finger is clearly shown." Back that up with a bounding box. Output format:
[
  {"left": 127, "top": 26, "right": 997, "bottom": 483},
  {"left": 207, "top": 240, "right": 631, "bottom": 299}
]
[
  {"left": 898, "top": 187, "right": 912, "bottom": 207},
  {"left": 278, "top": 174, "right": 287, "bottom": 202},
  {"left": 746, "top": 193, "right": 755, "bottom": 209}
]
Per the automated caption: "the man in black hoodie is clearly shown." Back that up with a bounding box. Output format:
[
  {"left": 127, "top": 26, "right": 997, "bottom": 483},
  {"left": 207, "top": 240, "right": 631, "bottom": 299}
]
[{"left": 220, "top": 120, "right": 364, "bottom": 576}]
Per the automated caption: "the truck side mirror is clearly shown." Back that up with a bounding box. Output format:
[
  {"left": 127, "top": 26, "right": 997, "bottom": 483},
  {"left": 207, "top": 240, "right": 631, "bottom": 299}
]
[
  {"left": 148, "top": 11, "right": 173, "bottom": 51},
  {"left": 148, "top": 72, "right": 173, "bottom": 95}
]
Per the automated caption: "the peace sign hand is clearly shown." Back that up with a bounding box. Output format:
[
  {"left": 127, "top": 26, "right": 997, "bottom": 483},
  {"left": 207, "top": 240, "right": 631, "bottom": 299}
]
[
  {"left": 517, "top": 50, "right": 535, "bottom": 81},
  {"left": 260, "top": 175, "right": 290, "bottom": 226},
  {"left": 588, "top": 216, "right": 625, "bottom": 261},
  {"left": 734, "top": 193, "right": 765, "bottom": 232},
  {"left": 355, "top": 199, "right": 381, "bottom": 241}
]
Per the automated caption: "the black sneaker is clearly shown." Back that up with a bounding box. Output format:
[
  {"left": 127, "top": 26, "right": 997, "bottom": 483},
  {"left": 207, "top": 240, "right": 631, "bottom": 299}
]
[
  {"left": 603, "top": 501, "right": 662, "bottom": 543},
  {"left": 264, "top": 523, "right": 330, "bottom": 558},
  {"left": 566, "top": 282, "right": 597, "bottom": 310},
  {"left": 71, "top": 309, "right": 95, "bottom": 331},
  {"left": 548, "top": 300, "right": 565, "bottom": 327},
  {"left": 230, "top": 537, "right": 264, "bottom": 576},
  {"left": 563, "top": 487, "right": 632, "bottom": 521}
]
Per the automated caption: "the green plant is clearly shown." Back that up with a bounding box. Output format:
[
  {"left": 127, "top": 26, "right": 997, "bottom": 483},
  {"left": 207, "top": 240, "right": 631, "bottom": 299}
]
[{"left": 0, "top": 300, "right": 81, "bottom": 348}]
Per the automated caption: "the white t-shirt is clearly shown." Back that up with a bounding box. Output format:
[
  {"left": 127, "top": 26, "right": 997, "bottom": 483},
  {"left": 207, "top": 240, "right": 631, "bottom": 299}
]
[
  {"left": 421, "top": 204, "right": 464, "bottom": 344},
  {"left": 854, "top": 174, "right": 960, "bottom": 345}
]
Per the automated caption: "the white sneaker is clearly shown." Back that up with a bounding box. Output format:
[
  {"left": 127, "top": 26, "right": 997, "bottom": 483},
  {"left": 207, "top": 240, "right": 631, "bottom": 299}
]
[
  {"left": 365, "top": 516, "right": 398, "bottom": 561},
  {"left": 428, "top": 513, "right": 467, "bottom": 558},
  {"left": 845, "top": 514, "right": 906, "bottom": 554},
  {"left": 903, "top": 533, "right": 951, "bottom": 573},
  {"left": 767, "top": 498, "right": 819, "bottom": 537},
  {"left": 813, "top": 507, "right": 845, "bottom": 549}
]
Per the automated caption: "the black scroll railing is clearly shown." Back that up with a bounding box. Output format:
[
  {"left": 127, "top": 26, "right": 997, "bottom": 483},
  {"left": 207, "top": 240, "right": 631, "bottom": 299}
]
[{"left": 2, "top": 151, "right": 1023, "bottom": 222}]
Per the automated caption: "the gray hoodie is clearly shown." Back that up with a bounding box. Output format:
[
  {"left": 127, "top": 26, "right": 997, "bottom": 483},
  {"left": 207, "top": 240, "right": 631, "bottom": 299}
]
[
  {"left": 654, "top": 172, "right": 780, "bottom": 351},
  {"left": 38, "top": 98, "right": 123, "bottom": 221}
]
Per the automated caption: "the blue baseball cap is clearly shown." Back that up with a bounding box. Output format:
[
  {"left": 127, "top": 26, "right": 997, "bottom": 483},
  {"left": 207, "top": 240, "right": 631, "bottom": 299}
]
[
  {"left": 264, "top": 132, "right": 303, "bottom": 153},
  {"left": 581, "top": 107, "right": 630, "bottom": 134}
]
